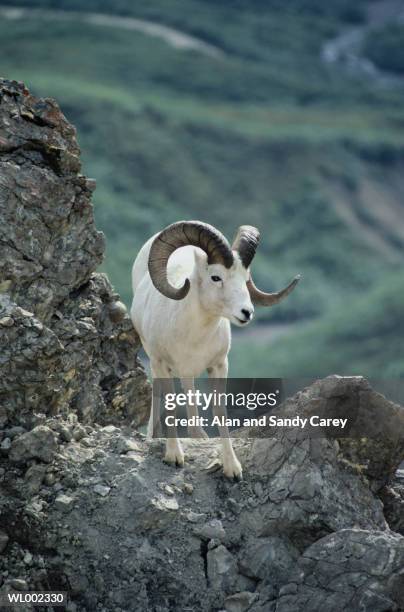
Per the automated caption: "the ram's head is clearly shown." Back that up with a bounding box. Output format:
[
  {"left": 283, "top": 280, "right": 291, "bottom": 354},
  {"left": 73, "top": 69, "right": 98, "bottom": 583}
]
[{"left": 148, "top": 221, "right": 300, "bottom": 326}]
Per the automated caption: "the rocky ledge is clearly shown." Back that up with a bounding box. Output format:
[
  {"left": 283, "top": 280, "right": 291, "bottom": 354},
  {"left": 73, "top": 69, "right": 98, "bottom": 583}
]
[{"left": 0, "top": 376, "right": 403, "bottom": 612}]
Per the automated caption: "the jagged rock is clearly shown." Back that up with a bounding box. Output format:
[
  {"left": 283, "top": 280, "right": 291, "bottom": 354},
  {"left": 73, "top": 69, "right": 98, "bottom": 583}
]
[
  {"left": 116, "top": 436, "right": 141, "bottom": 454},
  {"left": 93, "top": 485, "right": 110, "bottom": 497},
  {"left": 9, "top": 426, "right": 57, "bottom": 464},
  {"left": 274, "top": 529, "right": 404, "bottom": 612},
  {"left": 0, "top": 79, "right": 150, "bottom": 428},
  {"left": 58, "top": 424, "right": 73, "bottom": 443},
  {"left": 0, "top": 437, "right": 11, "bottom": 453},
  {"left": 379, "top": 483, "right": 404, "bottom": 535},
  {"left": 6, "top": 426, "right": 27, "bottom": 439},
  {"left": 333, "top": 378, "right": 404, "bottom": 492},
  {"left": 239, "top": 375, "right": 404, "bottom": 548},
  {"left": 0, "top": 296, "right": 64, "bottom": 427},
  {"left": 195, "top": 519, "right": 226, "bottom": 542},
  {"left": 186, "top": 510, "right": 205, "bottom": 523},
  {"left": 0, "top": 79, "right": 103, "bottom": 320},
  {"left": 207, "top": 545, "right": 238, "bottom": 592},
  {"left": 24, "top": 463, "right": 47, "bottom": 496},
  {"left": 241, "top": 434, "right": 386, "bottom": 549},
  {"left": 23, "top": 551, "right": 33, "bottom": 565},
  {"left": 252, "top": 376, "right": 404, "bottom": 493},
  {"left": 238, "top": 536, "right": 299, "bottom": 583},
  {"left": 54, "top": 494, "right": 74, "bottom": 512},
  {"left": 9, "top": 578, "right": 28, "bottom": 591},
  {"left": 225, "top": 591, "right": 257, "bottom": 612},
  {"left": 72, "top": 424, "right": 86, "bottom": 441}
]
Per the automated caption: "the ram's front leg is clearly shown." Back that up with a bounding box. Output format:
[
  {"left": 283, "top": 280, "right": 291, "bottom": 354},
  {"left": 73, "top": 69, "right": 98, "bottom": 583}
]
[
  {"left": 181, "top": 377, "right": 208, "bottom": 439},
  {"left": 208, "top": 359, "right": 242, "bottom": 481}
]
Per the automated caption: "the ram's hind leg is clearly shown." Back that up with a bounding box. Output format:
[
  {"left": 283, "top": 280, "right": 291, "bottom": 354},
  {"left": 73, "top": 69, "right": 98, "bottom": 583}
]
[
  {"left": 150, "top": 360, "right": 184, "bottom": 467},
  {"left": 208, "top": 359, "right": 242, "bottom": 480},
  {"left": 181, "top": 377, "right": 208, "bottom": 439},
  {"left": 147, "top": 373, "right": 161, "bottom": 440}
]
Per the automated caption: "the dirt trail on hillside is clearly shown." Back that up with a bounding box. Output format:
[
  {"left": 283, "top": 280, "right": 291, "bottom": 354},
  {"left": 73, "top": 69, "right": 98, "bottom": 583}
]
[{"left": 0, "top": 4, "right": 224, "bottom": 58}]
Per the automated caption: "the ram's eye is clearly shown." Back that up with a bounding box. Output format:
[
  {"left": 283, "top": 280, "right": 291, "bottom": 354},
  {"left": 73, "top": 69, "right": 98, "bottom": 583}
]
[{"left": 211, "top": 275, "right": 222, "bottom": 282}]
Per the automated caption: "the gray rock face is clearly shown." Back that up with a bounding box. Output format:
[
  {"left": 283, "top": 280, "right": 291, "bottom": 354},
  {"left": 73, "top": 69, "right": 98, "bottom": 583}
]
[
  {"left": 54, "top": 494, "right": 75, "bottom": 512},
  {"left": 9, "top": 425, "right": 57, "bottom": 463},
  {"left": 207, "top": 544, "right": 238, "bottom": 592},
  {"left": 379, "top": 483, "right": 404, "bottom": 535},
  {"left": 0, "top": 79, "right": 103, "bottom": 321},
  {"left": 241, "top": 434, "right": 387, "bottom": 549},
  {"left": 23, "top": 463, "right": 47, "bottom": 497},
  {"left": 0, "top": 79, "right": 150, "bottom": 429},
  {"left": 275, "top": 529, "right": 404, "bottom": 612},
  {"left": 195, "top": 518, "right": 226, "bottom": 542},
  {"left": 225, "top": 591, "right": 257, "bottom": 612},
  {"left": 0, "top": 381, "right": 403, "bottom": 611},
  {"left": 239, "top": 536, "right": 299, "bottom": 583},
  {"left": 248, "top": 376, "right": 404, "bottom": 493}
]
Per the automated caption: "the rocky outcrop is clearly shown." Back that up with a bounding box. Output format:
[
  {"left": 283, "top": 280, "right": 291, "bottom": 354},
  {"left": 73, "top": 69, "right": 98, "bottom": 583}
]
[
  {"left": 1, "top": 376, "right": 403, "bottom": 612},
  {"left": 247, "top": 376, "right": 404, "bottom": 491},
  {"left": 0, "top": 81, "right": 403, "bottom": 612},
  {"left": 0, "top": 79, "right": 150, "bottom": 429},
  {"left": 274, "top": 529, "right": 404, "bottom": 612}
]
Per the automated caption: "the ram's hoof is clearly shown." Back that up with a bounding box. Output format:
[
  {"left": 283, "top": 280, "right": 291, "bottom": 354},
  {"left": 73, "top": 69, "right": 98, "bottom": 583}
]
[
  {"left": 163, "top": 451, "right": 185, "bottom": 468},
  {"left": 223, "top": 457, "right": 243, "bottom": 481}
]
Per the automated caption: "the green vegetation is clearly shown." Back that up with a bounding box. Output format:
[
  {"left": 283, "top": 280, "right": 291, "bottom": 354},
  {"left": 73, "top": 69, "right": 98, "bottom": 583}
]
[
  {"left": 363, "top": 24, "right": 404, "bottom": 75},
  {"left": 0, "top": 0, "right": 403, "bottom": 377}
]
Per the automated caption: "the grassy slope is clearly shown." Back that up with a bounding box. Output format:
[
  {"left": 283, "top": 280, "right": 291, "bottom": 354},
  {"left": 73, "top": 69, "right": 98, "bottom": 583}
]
[{"left": 0, "top": 1, "right": 403, "bottom": 376}]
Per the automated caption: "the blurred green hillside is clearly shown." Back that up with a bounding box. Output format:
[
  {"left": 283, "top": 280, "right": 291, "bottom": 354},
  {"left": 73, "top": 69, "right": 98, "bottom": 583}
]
[
  {"left": 232, "top": 270, "right": 404, "bottom": 378},
  {"left": 0, "top": 0, "right": 403, "bottom": 377}
]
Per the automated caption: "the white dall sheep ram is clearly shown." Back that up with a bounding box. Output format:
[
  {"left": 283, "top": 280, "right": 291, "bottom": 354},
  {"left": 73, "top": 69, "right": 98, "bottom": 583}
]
[{"left": 131, "top": 221, "right": 300, "bottom": 479}]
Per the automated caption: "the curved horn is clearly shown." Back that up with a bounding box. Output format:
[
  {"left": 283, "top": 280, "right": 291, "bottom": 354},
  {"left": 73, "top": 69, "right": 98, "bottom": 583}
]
[
  {"left": 247, "top": 274, "right": 301, "bottom": 306},
  {"left": 148, "top": 220, "right": 234, "bottom": 300},
  {"left": 232, "top": 225, "right": 260, "bottom": 268}
]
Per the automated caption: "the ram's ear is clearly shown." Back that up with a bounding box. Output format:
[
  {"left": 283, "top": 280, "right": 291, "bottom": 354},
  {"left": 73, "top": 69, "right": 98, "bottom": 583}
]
[{"left": 193, "top": 247, "right": 208, "bottom": 269}]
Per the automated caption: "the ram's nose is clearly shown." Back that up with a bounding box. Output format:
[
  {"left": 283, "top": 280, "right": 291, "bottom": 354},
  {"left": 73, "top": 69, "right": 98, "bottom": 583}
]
[{"left": 240, "top": 307, "right": 254, "bottom": 322}]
